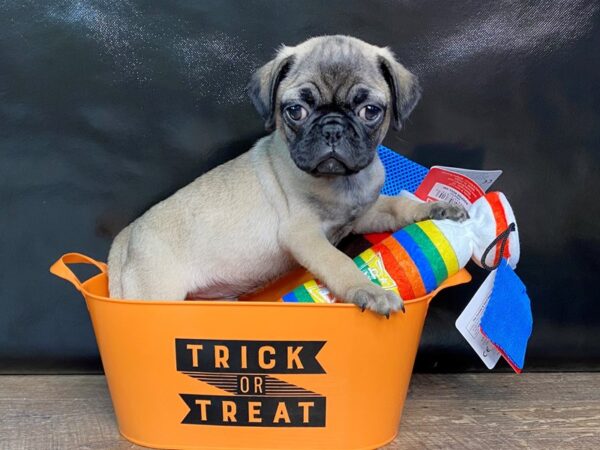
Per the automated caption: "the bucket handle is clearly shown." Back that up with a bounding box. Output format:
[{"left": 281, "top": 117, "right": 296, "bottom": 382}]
[{"left": 50, "top": 253, "right": 107, "bottom": 292}]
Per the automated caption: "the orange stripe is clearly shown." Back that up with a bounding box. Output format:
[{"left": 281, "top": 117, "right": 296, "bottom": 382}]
[
  {"left": 381, "top": 236, "right": 427, "bottom": 298},
  {"left": 372, "top": 242, "right": 415, "bottom": 299},
  {"left": 487, "top": 192, "right": 510, "bottom": 265}
]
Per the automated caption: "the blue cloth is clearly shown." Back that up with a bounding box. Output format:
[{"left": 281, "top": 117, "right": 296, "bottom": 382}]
[
  {"left": 480, "top": 259, "right": 533, "bottom": 371},
  {"left": 378, "top": 145, "right": 428, "bottom": 195}
]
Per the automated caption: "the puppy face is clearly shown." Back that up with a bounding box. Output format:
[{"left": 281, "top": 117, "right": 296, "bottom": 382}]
[
  {"left": 278, "top": 69, "right": 389, "bottom": 176},
  {"left": 248, "top": 36, "right": 421, "bottom": 176}
]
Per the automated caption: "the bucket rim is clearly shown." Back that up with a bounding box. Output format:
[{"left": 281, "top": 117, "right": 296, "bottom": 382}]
[{"left": 50, "top": 252, "right": 471, "bottom": 308}]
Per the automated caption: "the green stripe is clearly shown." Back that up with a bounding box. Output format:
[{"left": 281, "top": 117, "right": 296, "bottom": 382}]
[
  {"left": 354, "top": 254, "right": 367, "bottom": 269},
  {"left": 404, "top": 224, "right": 448, "bottom": 284},
  {"left": 294, "top": 286, "right": 315, "bottom": 303},
  {"left": 354, "top": 255, "right": 382, "bottom": 286}
]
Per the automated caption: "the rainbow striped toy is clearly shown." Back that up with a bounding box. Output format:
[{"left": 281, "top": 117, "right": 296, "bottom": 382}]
[{"left": 282, "top": 191, "right": 519, "bottom": 303}]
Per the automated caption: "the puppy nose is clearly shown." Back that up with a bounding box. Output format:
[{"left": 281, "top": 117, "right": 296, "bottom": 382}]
[{"left": 321, "top": 123, "right": 344, "bottom": 145}]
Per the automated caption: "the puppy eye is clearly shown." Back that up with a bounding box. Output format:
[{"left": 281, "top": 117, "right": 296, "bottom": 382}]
[
  {"left": 358, "top": 105, "right": 382, "bottom": 121},
  {"left": 285, "top": 105, "right": 308, "bottom": 121}
]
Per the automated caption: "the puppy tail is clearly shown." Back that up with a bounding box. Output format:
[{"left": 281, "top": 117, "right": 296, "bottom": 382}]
[{"left": 107, "top": 225, "right": 131, "bottom": 299}]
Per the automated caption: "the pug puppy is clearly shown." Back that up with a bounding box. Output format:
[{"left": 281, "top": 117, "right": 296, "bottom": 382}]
[{"left": 108, "top": 35, "right": 467, "bottom": 315}]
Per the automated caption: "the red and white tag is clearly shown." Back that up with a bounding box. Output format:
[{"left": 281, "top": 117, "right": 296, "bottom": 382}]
[
  {"left": 414, "top": 166, "right": 501, "bottom": 210},
  {"left": 455, "top": 271, "right": 501, "bottom": 369},
  {"left": 434, "top": 166, "right": 502, "bottom": 192}
]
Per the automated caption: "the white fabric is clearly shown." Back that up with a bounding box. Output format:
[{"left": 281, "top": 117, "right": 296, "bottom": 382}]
[{"left": 432, "top": 192, "right": 519, "bottom": 270}]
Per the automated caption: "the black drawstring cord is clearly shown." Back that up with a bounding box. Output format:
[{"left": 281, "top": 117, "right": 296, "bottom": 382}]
[{"left": 481, "top": 223, "right": 516, "bottom": 271}]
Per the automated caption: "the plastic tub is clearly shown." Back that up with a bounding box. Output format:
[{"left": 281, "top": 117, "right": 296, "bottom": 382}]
[{"left": 51, "top": 252, "right": 470, "bottom": 450}]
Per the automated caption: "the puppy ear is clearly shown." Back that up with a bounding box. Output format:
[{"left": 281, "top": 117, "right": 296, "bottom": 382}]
[
  {"left": 247, "top": 48, "right": 295, "bottom": 132},
  {"left": 378, "top": 50, "right": 421, "bottom": 130}
]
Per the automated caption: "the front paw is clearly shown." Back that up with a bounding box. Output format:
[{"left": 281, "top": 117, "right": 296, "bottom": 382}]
[
  {"left": 346, "top": 284, "right": 404, "bottom": 317},
  {"left": 428, "top": 202, "right": 469, "bottom": 222}
]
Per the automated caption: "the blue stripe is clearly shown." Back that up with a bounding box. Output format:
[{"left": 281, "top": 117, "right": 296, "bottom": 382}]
[
  {"left": 282, "top": 292, "right": 299, "bottom": 302},
  {"left": 393, "top": 229, "right": 438, "bottom": 293}
]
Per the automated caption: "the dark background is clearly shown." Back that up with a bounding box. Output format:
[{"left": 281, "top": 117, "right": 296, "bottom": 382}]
[{"left": 1, "top": 0, "right": 598, "bottom": 373}]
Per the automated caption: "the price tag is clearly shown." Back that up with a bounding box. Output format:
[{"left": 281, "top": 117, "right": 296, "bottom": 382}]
[
  {"left": 414, "top": 166, "right": 502, "bottom": 210},
  {"left": 455, "top": 271, "right": 501, "bottom": 369}
]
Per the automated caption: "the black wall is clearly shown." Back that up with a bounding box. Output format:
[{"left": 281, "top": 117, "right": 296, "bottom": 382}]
[{"left": 1, "top": 0, "right": 599, "bottom": 373}]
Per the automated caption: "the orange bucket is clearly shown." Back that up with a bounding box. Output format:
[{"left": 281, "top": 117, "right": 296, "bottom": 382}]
[{"left": 51, "top": 252, "right": 470, "bottom": 450}]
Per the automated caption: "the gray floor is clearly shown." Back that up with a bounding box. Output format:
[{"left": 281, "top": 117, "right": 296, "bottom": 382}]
[{"left": 1, "top": 373, "right": 598, "bottom": 449}]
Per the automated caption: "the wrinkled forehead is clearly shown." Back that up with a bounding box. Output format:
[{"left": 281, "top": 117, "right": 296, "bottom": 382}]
[{"left": 280, "top": 51, "right": 388, "bottom": 106}]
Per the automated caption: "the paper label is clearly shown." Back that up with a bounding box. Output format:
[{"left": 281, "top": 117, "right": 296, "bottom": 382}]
[
  {"left": 317, "top": 250, "right": 399, "bottom": 302},
  {"left": 356, "top": 250, "right": 399, "bottom": 294},
  {"left": 433, "top": 166, "right": 502, "bottom": 192},
  {"left": 415, "top": 168, "right": 485, "bottom": 209},
  {"left": 414, "top": 166, "right": 501, "bottom": 210},
  {"left": 455, "top": 271, "right": 501, "bottom": 369},
  {"left": 305, "top": 280, "right": 336, "bottom": 303}
]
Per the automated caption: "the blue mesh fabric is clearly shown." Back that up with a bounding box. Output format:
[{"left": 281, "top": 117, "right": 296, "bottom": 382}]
[{"left": 378, "top": 145, "right": 429, "bottom": 195}]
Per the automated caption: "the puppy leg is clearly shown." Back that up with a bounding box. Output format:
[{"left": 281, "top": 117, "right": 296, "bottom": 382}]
[
  {"left": 120, "top": 231, "right": 189, "bottom": 300},
  {"left": 282, "top": 222, "right": 402, "bottom": 315},
  {"left": 353, "top": 196, "right": 468, "bottom": 234}
]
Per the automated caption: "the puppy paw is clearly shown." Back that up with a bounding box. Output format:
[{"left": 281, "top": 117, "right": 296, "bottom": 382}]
[
  {"left": 428, "top": 202, "right": 469, "bottom": 222},
  {"left": 346, "top": 284, "right": 404, "bottom": 317}
]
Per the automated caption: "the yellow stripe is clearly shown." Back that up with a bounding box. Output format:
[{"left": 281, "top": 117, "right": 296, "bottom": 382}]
[
  {"left": 304, "top": 279, "right": 328, "bottom": 303},
  {"left": 416, "top": 221, "right": 459, "bottom": 276},
  {"left": 355, "top": 248, "right": 372, "bottom": 265},
  {"left": 360, "top": 248, "right": 378, "bottom": 268}
]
